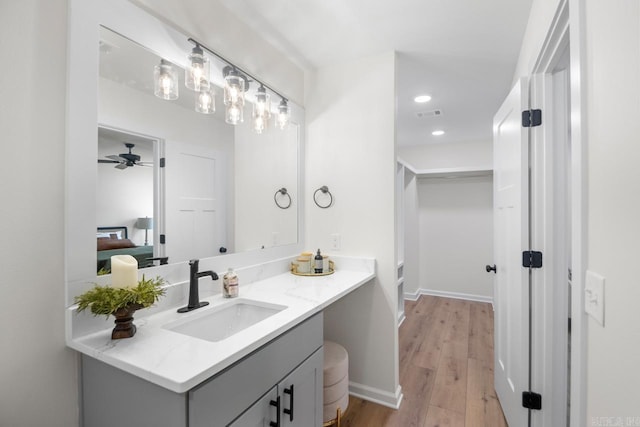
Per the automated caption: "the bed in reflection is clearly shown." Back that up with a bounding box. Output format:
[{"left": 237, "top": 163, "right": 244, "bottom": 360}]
[{"left": 97, "top": 226, "right": 154, "bottom": 272}]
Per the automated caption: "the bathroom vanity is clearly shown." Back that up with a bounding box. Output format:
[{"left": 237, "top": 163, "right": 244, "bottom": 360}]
[
  {"left": 82, "top": 313, "right": 322, "bottom": 427},
  {"left": 68, "top": 261, "right": 375, "bottom": 426}
]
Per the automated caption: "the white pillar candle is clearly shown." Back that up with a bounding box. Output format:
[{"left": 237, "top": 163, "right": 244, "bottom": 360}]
[{"left": 111, "top": 255, "right": 138, "bottom": 289}]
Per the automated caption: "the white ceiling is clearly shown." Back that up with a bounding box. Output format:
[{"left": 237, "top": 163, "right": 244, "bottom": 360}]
[{"left": 217, "top": 0, "right": 533, "bottom": 146}]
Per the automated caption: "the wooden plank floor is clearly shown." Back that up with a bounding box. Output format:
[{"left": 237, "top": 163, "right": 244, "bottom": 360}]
[{"left": 341, "top": 295, "right": 507, "bottom": 427}]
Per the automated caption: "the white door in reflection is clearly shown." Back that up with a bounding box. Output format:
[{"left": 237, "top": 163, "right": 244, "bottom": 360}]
[{"left": 165, "top": 141, "right": 227, "bottom": 264}]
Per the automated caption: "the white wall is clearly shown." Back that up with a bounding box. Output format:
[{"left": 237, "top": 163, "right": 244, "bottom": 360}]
[
  {"left": 583, "top": 0, "right": 640, "bottom": 419},
  {"left": 398, "top": 139, "right": 492, "bottom": 171},
  {"left": 305, "top": 51, "right": 400, "bottom": 405},
  {"left": 234, "top": 118, "right": 299, "bottom": 252},
  {"left": 0, "top": 1, "right": 79, "bottom": 426},
  {"left": 417, "top": 176, "right": 494, "bottom": 300}
]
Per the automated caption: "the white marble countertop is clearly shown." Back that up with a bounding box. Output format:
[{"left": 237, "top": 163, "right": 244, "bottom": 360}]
[{"left": 66, "top": 263, "right": 374, "bottom": 393}]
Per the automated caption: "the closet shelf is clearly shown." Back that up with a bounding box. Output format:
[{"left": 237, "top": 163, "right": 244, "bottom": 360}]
[{"left": 414, "top": 166, "right": 493, "bottom": 179}]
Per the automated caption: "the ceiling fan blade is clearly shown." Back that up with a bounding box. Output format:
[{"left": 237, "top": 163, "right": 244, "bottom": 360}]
[
  {"left": 98, "top": 159, "right": 120, "bottom": 164},
  {"left": 106, "top": 154, "right": 124, "bottom": 161},
  {"left": 138, "top": 161, "right": 154, "bottom": 166},
  {"left": 115, "top": 163, "right": 129, "bottom": 170}
]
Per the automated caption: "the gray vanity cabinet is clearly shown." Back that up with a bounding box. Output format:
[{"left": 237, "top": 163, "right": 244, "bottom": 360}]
[
  {"left": 228, "top": 386, "right": 278, "bottom": 427},
  {"left": 278, "top": 348, "right": 323, "bottom": 426},
  {"left": 229, "top": 349, "right": 323, "bottom": 427},
  {"left": 82, "top": 313, "right": 323, "bottom": 427}
]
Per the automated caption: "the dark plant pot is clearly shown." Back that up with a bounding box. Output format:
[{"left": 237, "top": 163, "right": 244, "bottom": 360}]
[{"left": 111, "top": 304, "right": 144, "bottom": 339}]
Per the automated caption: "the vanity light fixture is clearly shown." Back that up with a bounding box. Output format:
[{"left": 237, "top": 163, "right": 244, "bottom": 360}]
[
  {"left": 414, "top": 94, "right": 432, "bottom": 103},
  {"left": 223, "top": 66, "right": 247, "bottom": 125},
  {"left": 253, "top": 84, "right": 271, "bottom": 133},
  {"left": 276, "top": 98, "right": 290, "bottom": 130},
  {"left": 186, "top": 44, "right": 210, "bottom": 91},
  {"left": 187, "top": 38, "right": 291, "bottom": 132},
  {"left": 153, "top": 59, "right": 179, "bottom": 100},
  {"left": 195, "top": 79, "right": 215, "bottom": 114},
  {"left": 432, "top": 130, "right": 445, "bottom": 136}
]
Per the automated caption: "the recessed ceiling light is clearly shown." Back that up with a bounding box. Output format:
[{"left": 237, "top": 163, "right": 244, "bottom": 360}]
[
  {"left": 414, "top": 94, "right": 432, "bottom": 103},
  {"left": 432, "top": 130, "right": 445, "bottom": 136}
]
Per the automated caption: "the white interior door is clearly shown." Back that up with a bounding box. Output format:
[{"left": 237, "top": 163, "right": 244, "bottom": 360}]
[
  {"left": 493, "top": 78, "right": 530, "bottom": 426},
  {"left": 164, "top": 142, "right": 226, "bottom": 264}
]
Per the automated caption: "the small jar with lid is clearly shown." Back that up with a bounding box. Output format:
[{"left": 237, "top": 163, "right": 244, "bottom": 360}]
[{"left": 223, "top": 268, "right": 239, "bottom": 298}]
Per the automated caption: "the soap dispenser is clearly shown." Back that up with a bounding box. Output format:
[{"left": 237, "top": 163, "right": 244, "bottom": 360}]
[{"left": 223, "top": 268, "right": 239, "bottom": 298}]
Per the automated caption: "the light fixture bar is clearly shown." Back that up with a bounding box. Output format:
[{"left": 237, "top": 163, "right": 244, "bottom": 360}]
[{"left": 187, "top": 38, "right": 289, "bottom": 104}]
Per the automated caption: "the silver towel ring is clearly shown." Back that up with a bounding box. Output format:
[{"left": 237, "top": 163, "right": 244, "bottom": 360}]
[
  {"left": 274, "top": 188, "right": 292, "bottom": 209},
  {"left": 313, "top": 186, "right": 333, "bottom": 209}
]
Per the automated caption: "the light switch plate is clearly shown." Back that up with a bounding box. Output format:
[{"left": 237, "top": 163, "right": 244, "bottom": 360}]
[
  {"left": 330, "top": 233, "right": 341, "bottom": 250},
  {"left": 584, "top": 270, "right": 605, "bottom": 326}
]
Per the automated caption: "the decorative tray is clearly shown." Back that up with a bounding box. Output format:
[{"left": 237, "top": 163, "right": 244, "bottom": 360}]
[
  {"left": 291, "top": 268, "right": 335, "bottom": 277},
  {"left": 290, "top": 259, "right": 335, "bottom": 276}
]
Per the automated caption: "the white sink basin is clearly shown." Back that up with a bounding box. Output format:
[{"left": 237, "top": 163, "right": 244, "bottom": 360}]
[{"left": 163, "top": 299, "right": 287, "bottom": 342}]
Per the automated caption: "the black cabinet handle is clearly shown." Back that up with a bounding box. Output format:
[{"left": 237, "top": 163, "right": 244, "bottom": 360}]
[
  {"left": 283, "top": 385, "right": 294, "bottom": 422},
  {"left": 486, "top": 264, "right": 497, "bottom": 273},
  {"left": 270, "top": 396, "right": 281, "bottom": 427}
]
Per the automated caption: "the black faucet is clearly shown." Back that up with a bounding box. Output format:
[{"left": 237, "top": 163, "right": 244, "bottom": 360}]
[{"left": 177, "top": 259, "right": 218, "bottom": 313}]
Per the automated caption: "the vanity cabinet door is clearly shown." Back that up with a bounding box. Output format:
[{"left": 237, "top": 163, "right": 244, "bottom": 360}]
[
  {"left": 228, "top": 386, "right": 279, "bottom": 427},
  {"left": 189, "top": 313, "right": 323, "bottom": 427},
  {"left": 279, "top": 348, "right": 323, "bottom": 427}
]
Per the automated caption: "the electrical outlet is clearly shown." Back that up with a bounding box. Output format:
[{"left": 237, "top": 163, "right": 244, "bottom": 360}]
[
  {"left": 330, "top": 233, "right": 341, "bottom": 250},
  {"left": 584, "top": 270, "right": 605, "bottom": 326}
]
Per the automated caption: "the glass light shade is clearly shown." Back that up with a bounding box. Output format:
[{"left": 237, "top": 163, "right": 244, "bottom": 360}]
[
  {"left": 195, "top": 80, "right": 215, "bottom": 114},
  {"left": 276, "top": 99, "right": 290, "bottom": 129},
  {"left": 253, "top": 115, "right": 267, "bottom": 134},
  {"left": 252, "top": 86, "right": 271, "bottom": 134},
  {"left": 154, "top": 60, "right": 178, "bottom": 100},
  {"left": 224, "top": 69, "right": 245, "bottom": 125},
  {"left": 186, "top": 45, "right": 210, "bottom": 91},
  {"left": 224, "top": 72, "right": 245, "bottom": 107},
  {"left": 225, "top": 103, "right": 243, "bottom": 125}
]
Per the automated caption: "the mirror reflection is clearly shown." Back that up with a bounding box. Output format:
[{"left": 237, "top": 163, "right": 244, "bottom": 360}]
[{"left": 97, "top": 26, "right": 299, "bottom": 273}]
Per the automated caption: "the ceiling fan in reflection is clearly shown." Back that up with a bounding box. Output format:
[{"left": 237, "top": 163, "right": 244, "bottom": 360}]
[{"left": 98, "top": 143, "right": 153, "bottom": 170}]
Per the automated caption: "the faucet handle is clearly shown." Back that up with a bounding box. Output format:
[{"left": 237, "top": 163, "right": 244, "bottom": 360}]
[{"left": 189, "top": 259, "right": 199, "bottom": 268}]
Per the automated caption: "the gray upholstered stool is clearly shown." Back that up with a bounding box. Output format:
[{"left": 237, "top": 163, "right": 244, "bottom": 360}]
[{"left": 323, "top": 341, "right": 349, "bottom": 426}]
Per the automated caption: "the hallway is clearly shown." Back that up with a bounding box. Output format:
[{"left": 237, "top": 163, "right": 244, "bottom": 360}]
[{"left": 342, "top": 296, "right": 507, "bottom": 426}]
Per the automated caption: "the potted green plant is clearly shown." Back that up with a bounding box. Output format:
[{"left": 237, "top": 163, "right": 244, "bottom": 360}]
[{"left": 75, "top": 276, "right": 166, "bottom": 339}]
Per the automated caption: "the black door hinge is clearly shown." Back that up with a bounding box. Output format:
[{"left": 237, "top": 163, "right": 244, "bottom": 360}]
[
  {"left": 160, "top": 157, "right": 166, "bottom": 168},
  {"left": 522, "top": 391, "right": 542, "bottom": 410},
  {"left": 522, "top": 250, "right": 543, "bottom": 268},
  {"left": 160, "top": 234, "right": 166, "bottom": 244},
  {"left": 522, "top": 109, "right": 542, "bottom": 127}
]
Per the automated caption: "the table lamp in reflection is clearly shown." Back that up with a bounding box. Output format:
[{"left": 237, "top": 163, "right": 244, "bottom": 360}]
[{"left": 136, "top": 217, "right": 153, "bottom": 246}]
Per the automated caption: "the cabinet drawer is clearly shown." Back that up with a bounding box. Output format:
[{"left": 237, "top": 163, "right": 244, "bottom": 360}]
[{"left": 189, "top": 312, "right": 323, "bottom": 427}]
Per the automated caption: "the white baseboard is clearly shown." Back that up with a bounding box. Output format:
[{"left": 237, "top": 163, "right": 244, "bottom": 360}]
[
  {"left": 403, "top": 289, "right": 421, "bottom": 301},
  {"left": 348, "top": 382, "right": 403, "bottom": 409},
  {"left": 397, "top": 313, "right": 406, "bottom": 327},
  {"left": 403, "top": 288, "right": 493, "bottom": 305}
]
